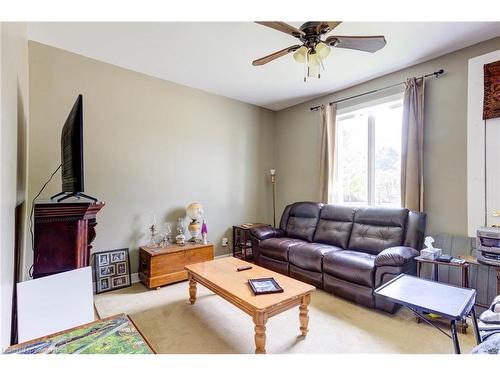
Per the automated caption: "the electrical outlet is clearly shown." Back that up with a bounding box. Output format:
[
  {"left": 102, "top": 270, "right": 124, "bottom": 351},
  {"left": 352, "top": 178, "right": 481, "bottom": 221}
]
[{"left": 222, "top": 237, "right": 228, "bottom": 247}]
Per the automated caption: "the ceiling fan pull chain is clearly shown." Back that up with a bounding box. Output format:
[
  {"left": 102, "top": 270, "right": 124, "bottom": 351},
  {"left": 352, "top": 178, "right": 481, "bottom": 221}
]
[
  {"left": 319, "top": 58, "right": 325, "bottom": 79},
  {"left": 304, "top": 52, "right": 308, "bottom": 82}
]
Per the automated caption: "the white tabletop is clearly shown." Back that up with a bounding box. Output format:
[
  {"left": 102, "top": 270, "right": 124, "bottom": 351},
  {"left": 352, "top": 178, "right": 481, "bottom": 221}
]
[{"left": 374, "top": 274, "right": 476, "bottom": 319}]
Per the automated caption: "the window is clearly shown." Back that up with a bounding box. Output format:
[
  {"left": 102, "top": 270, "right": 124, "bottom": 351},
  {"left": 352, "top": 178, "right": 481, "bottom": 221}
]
[{"left": 334, "top": 95, "right": 403, "bottom": 207}]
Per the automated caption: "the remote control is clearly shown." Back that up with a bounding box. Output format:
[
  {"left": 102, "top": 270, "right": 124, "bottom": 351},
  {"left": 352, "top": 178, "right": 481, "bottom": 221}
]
[
  {"left": 437, "top": 254, "right": 452, "bottom": 263},
  {"left": 237, "top": 266, "right": 252, "bottom": 272}
]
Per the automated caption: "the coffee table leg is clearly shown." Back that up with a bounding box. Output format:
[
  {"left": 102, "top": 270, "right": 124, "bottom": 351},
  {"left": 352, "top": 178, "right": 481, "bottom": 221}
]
[
  {"left": 189, "top": 275, "right": 197, "bottom": 305},
  {"left": 299, "top": 294, "right": 310, "bottom": 336},
  {"left": 450, "top": 320, "right": 461, "bottom": 354},
  {"left": 253, "top": 312, "right": 267, "bottom": 354}
]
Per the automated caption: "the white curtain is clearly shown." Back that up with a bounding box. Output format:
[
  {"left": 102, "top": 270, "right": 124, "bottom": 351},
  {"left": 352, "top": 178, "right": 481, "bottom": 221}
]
[
  {"left": 401, "top": 77, "right": 425, "bottom": 211},
  {"left": 319, "top": 104, "right": 337, "bottom": 203}
]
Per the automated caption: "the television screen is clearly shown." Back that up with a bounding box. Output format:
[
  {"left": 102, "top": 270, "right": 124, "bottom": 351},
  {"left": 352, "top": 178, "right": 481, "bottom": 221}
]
[{"left": 61, "top": 95, "right": 84, "bottom": 193}]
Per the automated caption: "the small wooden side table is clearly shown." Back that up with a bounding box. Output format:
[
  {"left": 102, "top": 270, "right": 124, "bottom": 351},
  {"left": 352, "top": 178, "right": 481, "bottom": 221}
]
[
  {"left": 232, "top": 223, "right": 268, "bottom": 261},
  {"left": 415, "top": 256, "right": 471, "bottom": 333},
  {"left": 416, "top": 256, "right": 470, "bottom": 288}
]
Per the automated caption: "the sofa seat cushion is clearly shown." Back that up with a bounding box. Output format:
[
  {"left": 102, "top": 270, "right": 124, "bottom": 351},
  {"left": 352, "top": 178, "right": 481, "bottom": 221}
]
[
  {"left": 259, "top": 255, "right": 289, "bottom": 275},
  {"left": 259, "top": 238, "right": 306, "bottom": 261},
  {"left": 289, "top": 243, "right": 342, "bottom": 272},
  {"left": 323, "top": 250, "right": 376, "bottom": 287}
]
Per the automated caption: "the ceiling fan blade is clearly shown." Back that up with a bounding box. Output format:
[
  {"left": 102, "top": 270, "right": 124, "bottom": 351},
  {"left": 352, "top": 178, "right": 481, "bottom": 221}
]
[
  {"left": 255, "top": 22, "right": 305, "bottom": 38},
  {"left": 252, "top": 45, "right": 301, "bottom": 66},
  {"left": 316, "top": 21, "right": 342, "bottom": 35},
  {"left": 325, "top": 35, "right": 386, "bottom": 53}
]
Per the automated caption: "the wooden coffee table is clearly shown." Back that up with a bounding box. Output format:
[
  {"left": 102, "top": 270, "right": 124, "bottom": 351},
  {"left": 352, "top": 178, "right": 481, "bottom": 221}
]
[{"left": 185, "top": 257, "right": 315, "bottom": 354}]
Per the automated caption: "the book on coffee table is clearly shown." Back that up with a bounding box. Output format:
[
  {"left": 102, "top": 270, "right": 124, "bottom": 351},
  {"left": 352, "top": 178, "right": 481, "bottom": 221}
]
[{"left": 248, "top": 277, "right": 283, "bottom": 295}]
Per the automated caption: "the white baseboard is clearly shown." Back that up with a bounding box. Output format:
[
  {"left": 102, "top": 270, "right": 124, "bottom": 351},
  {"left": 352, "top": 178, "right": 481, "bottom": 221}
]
[{"left": 131, "top": 272, "right": 140, "bottom": 284}]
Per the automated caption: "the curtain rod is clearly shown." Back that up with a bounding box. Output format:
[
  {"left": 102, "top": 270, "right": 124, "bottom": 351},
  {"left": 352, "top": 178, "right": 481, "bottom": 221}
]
[{"left": 310, "top": 69, "right": 444, "bottom": 111}]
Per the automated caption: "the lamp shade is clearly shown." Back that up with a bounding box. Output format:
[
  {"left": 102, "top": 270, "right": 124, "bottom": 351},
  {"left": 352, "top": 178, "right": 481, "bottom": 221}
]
[
  {"left": 186, "top": 202, "right": 204, "bottom": 222},
  {"left": 293, "top": 46, "right": 308, "bottom": 63},
  {"left": 316, "top": 42, "right": 330, "bottom": 59},
  {"left": 308, "top": 52, "right": 320, "bottom": 66}
]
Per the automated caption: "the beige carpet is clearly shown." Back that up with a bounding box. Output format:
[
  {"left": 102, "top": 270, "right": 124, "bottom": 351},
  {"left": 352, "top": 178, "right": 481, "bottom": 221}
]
[{"left": 94, "top": 281, "right": 476, "bottom": 354}]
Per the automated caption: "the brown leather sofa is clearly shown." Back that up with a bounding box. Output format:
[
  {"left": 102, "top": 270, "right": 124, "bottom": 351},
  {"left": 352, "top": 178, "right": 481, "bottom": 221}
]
[{"left": 250, "top": 202, "right": 426, "bottom": 313}]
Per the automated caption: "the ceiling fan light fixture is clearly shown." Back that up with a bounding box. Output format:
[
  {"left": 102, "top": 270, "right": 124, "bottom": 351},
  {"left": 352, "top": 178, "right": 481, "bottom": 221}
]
[
  {"left": 307, "top": 51, "right": 320, "bottom": 66},
  {"left": 316, "top": 42, "right": 330, "bottom": 59},
  {"left": 252, "top": 21, "right": 386, "bottom": 82},
  {"left": 293, "top": 46, "right": 308, "bottom": 63}
]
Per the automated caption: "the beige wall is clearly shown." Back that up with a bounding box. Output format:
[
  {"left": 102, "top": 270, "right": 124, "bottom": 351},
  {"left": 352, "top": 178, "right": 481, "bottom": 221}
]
[
  {"left": 275, "top": 36, "right": 500, "bottom": 237},
  {"left": 23, "top": 35, "right": 500, "bottom": 287},
  {"left": 0, "top": 22, "right": 28, "bottom": 350},
  {"left": 26, "top": 41, "right": 276, "bottom": 279}
]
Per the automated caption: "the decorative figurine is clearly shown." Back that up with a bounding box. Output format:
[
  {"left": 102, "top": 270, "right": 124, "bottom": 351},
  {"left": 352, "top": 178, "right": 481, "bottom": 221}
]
[
  {"left": 186, "top": 202, "right": 204, "bottom": 242},
  {"left": 201, "top": 220, "right": 208, "bottom": 245}
]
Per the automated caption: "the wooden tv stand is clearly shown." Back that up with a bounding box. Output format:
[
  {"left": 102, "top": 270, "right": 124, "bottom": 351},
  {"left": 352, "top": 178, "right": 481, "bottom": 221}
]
[{"left": 33, "top": 200, "right": 105, "bottom": 278}]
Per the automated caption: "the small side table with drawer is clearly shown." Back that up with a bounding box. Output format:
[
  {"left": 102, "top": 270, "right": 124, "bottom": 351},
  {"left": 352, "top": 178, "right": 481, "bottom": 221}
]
[
  {"left": 139, "top": 242, "right": 214, "bottom": 289},
  {"left": 232, "top": 223, "right": 268, "bottom": 261}
]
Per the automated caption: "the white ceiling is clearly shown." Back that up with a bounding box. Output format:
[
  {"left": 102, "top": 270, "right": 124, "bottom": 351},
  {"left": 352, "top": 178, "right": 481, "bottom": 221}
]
[{"left": 27, "top": 22, "right": 500, "bottom": 111}]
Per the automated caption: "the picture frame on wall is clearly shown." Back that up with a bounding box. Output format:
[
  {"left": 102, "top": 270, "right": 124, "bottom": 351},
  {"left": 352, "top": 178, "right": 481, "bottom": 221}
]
[
  {"left": 93, "top": 248, "right": 131, "bottom": 294},
  {"left": 483, "top": 60, "right": 500, "bottom": 120}
]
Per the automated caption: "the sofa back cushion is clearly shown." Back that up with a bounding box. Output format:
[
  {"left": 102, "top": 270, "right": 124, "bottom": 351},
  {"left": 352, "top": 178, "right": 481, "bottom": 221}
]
[
  {"left": 285, "top": 202, "right": 323, "bottom": 242},
  {"left": 279, "top": 204, "right": 293, "bottom": 232},
  {"left": 404, "top": 210, "right": 427, "bottom": 250},
  {"left": 348, "top": 207, "right": 409, "bottom": 254},
  {"left": 313, "top": 205, "right": 355, "bottom": 248}
]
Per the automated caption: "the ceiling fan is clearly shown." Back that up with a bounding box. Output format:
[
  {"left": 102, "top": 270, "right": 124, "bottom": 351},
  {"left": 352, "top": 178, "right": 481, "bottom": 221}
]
[{"left": 252, "top": 21, "right": 386, "bottom": 81}]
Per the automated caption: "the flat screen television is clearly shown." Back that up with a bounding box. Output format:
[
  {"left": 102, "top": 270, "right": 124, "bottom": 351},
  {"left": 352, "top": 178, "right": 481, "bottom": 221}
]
[{"left": 51, "top": 95, "right": 97, "bottom": 202}]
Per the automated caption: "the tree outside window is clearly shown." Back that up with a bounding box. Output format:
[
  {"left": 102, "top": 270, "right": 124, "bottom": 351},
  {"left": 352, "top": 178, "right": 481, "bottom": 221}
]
[{"left": 334, "top": 96, "right": 403, "bottom": 207}]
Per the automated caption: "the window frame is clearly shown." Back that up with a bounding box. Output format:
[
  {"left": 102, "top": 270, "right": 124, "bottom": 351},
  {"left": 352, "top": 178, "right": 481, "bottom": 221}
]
[{"left": 334, "top": 92, "right": 404, "bottom": 207}]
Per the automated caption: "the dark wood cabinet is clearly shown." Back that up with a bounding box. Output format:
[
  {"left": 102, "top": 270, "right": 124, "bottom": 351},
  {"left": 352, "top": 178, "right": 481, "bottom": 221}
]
[{"left": 33, "top": 200, "right": 105, "bottom": 278}]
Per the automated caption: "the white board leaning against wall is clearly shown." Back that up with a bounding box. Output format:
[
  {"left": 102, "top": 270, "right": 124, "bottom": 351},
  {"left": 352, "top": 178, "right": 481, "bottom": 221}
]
[
  {"left": 17, "top": 267, "right": 94, "bottom": 342},
  {"left": 468, "top": 49, "right": 500, "bottom": 237}
]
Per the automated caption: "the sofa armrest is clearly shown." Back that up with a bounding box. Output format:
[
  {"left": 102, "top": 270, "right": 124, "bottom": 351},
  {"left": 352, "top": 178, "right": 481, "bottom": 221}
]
[
  {"left": 375, "top": 246, "right": 419, "bottom": 267},
  {"left": 249, "top": 226, "right": 284, "bottom": 241}
]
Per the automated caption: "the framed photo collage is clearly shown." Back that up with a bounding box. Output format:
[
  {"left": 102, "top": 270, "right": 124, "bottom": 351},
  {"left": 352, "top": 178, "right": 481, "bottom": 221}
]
[{"left": 94, "top": 248, "right": 132, "bottom": 294}]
